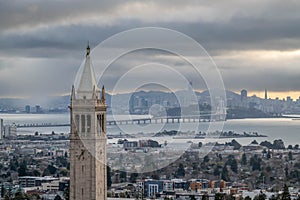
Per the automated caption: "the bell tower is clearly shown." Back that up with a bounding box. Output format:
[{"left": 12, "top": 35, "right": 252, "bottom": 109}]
[{"left": 69, "top": 45, "right": 107, "bottom": 200}]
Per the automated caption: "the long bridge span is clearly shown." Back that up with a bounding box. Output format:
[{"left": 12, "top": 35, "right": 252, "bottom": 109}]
[{"left": 16, "top": 114, "right": 225, "bottom": 128}]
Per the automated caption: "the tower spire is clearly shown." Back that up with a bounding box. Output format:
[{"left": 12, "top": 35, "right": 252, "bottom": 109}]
[
  {"left": 86, "top": 41, "right": 90, "bottom": 57},
  {"left": 265, "top": 88, "right": 268, "bottom": 100},
  {"left": 71, "top": 85, "right": 75, "bottom": 101},
  {"left": 77, "top": 44, "right": 99, "bottom": 99},
  {"left": 101, "top": 85, "right": 106, "bottom": 103}
]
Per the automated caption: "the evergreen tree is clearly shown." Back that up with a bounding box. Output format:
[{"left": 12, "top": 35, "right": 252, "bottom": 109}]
[
  {"left": 245, "top": 196, "right": 252, "bottom": 200},
  {"left": 202, "top": 193, "right": 209, "bottom": 200},
  {"left": 281, "top": 184, "right": 291, "bottom": 200},
  {"left": 190, "top": 195, "right": 196, "bottom": 200},
  {"left": 1, "top": 184, "right": 6, "bottom": 198},
  {"left": 130, "top": 173, "right": 138, "bottom": 183},
  {"left": 64, "top": 186, "right": 70, "bottom": 200},
  {"left": 285, "top": 165, "right": 289, "bottom": 178},
  {"left": 18, "top": 160, "right": 28, "bottom": 176},
  {"left": 267, "top": 150, "right": 272, "bottom": 159},
  {"left": 119, "top": 171, "right": 127, "bottom": 182},
  {"left": 221, "top": 166, "right": 230, "bottom": 181},
  {"left": 269, "top": 194, "right": 279, "bottom": 200},
  {"left": 254, "top": 192, "right": 266, "bottom": 200},
  {"left": 250, "top": 155, "right": 261, "bottom": 171},
  {"left": 4, "top": 187, "right": 12, "bottom": 200},
  {"left": 107, "top": 166, "right": 112, "bottom": 188},
  {"left": 215, "top": 193, "right": 225, "bottom": 200},
  {"left": 288, "top": 151, "right": 293, "bottom": 161},
  {"left": 54, "top": 195, "right": 62, "bottom": 200},
  {"left": 203, "top": 155, "right": 210, "bottom": 163},
  {"left": 14, "top": 188, "right": 24, "bottom": 200},
  {"left": 176, "top": 163, "right": 185, "bottom": 178},
  {"left": 241, "top": 153, "right": 247, "bottom": 165},
  {"left": 230, "top": 158, "right": 238, "bottom": 173}
]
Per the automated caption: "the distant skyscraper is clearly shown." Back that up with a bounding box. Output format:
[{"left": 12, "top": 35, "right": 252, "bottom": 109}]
[
  {"left": 35, "top": 105, "right": 41, "bottom": 113},
  {"left": 0, "top": 119, "right": 3, "bottom": 140},
  {"left": 69, "top": 45, "right": 107, "bottom": 200},
  {"left": 264, "top": 89, "right": 268, "bottom": 100},
  {"left": 241, "top": 89, "right": 247, "bottom": 102},
  {"left": 25, "top": 105, "right": 30, "bottom": 113}
]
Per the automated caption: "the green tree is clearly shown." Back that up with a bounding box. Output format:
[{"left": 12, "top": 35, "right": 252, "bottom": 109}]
[
  {"left": 281, "top": 184, "right": 291, "bottom": 200},
  {"left": 32, "top": 169, "right": 41, "bottom": 176},
  {"left": 176, "top": 163, "right": 185, "bottom": 178},
  {"left": 267, "top": 150, "right": 272, "bottom": 159},
  {"left": 202, "top": 193, "right": 209, "bottom": 200},
  {"left": 64, "top": 186, "right": 70, "bottom": 200},
  {"left": 269, "top": 195, "right": 279, "bottom": 200},
  {"left": 4, "top": 187, "right": 12, "bottom": 200},
  {"left": 215, "top": 193, "right": 225, "bottom": 200},
  {"left": 213, "top": 166, "right": 221, "bottom": 176},
  {"left": 1, "top": 184, "right": 6, "bottom": 198},
  {"left": 47, "top": 165, "right": 57, "bottom": 174},
  {"left": 288, "top": 151, "right": 293, "bottom": 161},
  {"left": 54, "top": 195, "right": 62, "bottom": 200},
  {"left": 245, "top": 196, "right": 252, "bottom": 200},
  {"left": 203, "top": 155, "right": 210, "bottom": 163},
  {"left": 130, "top": 173, "right": 138, "bottom": 183},
  {"left": 241, "top": 153, "right": 247, "bottom": 165},
  {"left": 254, "top": 191, "right": 266, "bottom": 200},
  {"left": 230, "top": 158, "right": 238, "bottom": 173},
  {"left": 250, "top": 155, "right": 261, "bottom": 171},
  {"left": 119, "top": 171, "right": 127, "bottom": 182},
  {"left": 18, "top": 160, "right": 28, "bottom": 176},
  {"left": 190, "top": 195, "right": 196, "bottom": 200},
  {"left": 151, "top": 174, "right": 160, "bottom": 180},
  {"left": 42, "top": 168, "right": 51, "bottom": 176},
  {"left": 107, "top": 166, "right": 112, "bottom": 188},
  {"left": 14, "top": 188, "right": 24, "bottom": 200},
  {"left": 221, "top": 166, "right": 230, "bottom": 181}
]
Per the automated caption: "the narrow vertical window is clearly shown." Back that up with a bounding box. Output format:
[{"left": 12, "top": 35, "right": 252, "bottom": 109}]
[
  {"left": 97, "top": 114, "right": 101, "bottom": 134},
  {"left": 87, "top": 115, "right": 91, "bottom": 133},
  {"left": 75, "top": 115, "right": 80, "bottom": 131},
  {"left": 101, "top": 114, "right": 105, "bottom": 132},
  {"left": 81, "top": 115, "right": 85, "bottom": 133}
]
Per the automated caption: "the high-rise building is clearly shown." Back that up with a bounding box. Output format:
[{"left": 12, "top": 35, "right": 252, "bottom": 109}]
[
  {"left": 241, "top": 89, "right": 247, "bottom": 102},
  {"left": 265, "top": 89, "right": 268, "bottom": 100},
  {"left": 35, "top": 105, "right": 41, "bottom": 113},
  {"left": 25, "top": 105, "right": 31, "bottom": 113},
  {"left": 0, "top": 119, "right": 3, "bottom": 140},
  {"left": 69, "top": 45, "right": 107, "bottom": 200}
]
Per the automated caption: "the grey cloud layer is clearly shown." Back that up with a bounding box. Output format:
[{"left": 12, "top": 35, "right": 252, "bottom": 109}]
[{"left": 0, "top": 0, "right": 300, "bottom": 97}]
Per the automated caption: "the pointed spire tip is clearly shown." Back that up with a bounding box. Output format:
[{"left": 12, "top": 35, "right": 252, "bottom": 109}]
[{"left": 86, "top": 41, "right": 90, "bottom": 57}]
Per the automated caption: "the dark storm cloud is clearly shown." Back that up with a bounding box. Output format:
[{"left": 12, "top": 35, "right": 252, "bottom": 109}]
[{"left": 0, "top": 0, "right": 300, "bottom": 97}]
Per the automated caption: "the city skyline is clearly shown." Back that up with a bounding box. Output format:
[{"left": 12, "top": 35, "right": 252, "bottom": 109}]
[{"left": 0, "top": 1, "right": 300, "bottom": 100}]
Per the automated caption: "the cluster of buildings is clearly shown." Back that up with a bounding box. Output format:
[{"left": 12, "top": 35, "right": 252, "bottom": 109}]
[
  {"left": 110, "top": 178, "right": 299, "bottom": 199},
  {"left": 0, "top": 118, "right": 17, "bottom": 140},
  {"left": 122, "top": 139, "right": 161, "bottom": 151},
  {"left": 0, "top": 176, "right": 69, "bottom": 199},
  {"left": 135, "top": 178, "right": 229, "bottom": 198},
  {"left": 231, "top": 89, "right": 300, "bottom": 115},
  {"left": 24, "top": 105, "right": 42, "bottom": 114},
  {"left": 125, "top": 88, "right": 300, "bottom": 116}
]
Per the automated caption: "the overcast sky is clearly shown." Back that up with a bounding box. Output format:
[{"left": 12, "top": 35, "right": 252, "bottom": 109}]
[{"left": 0, "top": 0, "right": 300, "bottom": 100}]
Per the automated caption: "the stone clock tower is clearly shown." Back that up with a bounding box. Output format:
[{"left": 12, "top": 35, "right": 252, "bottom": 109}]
[{"left": 69, "top": 45, "right": 107, "bottom": 200}]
